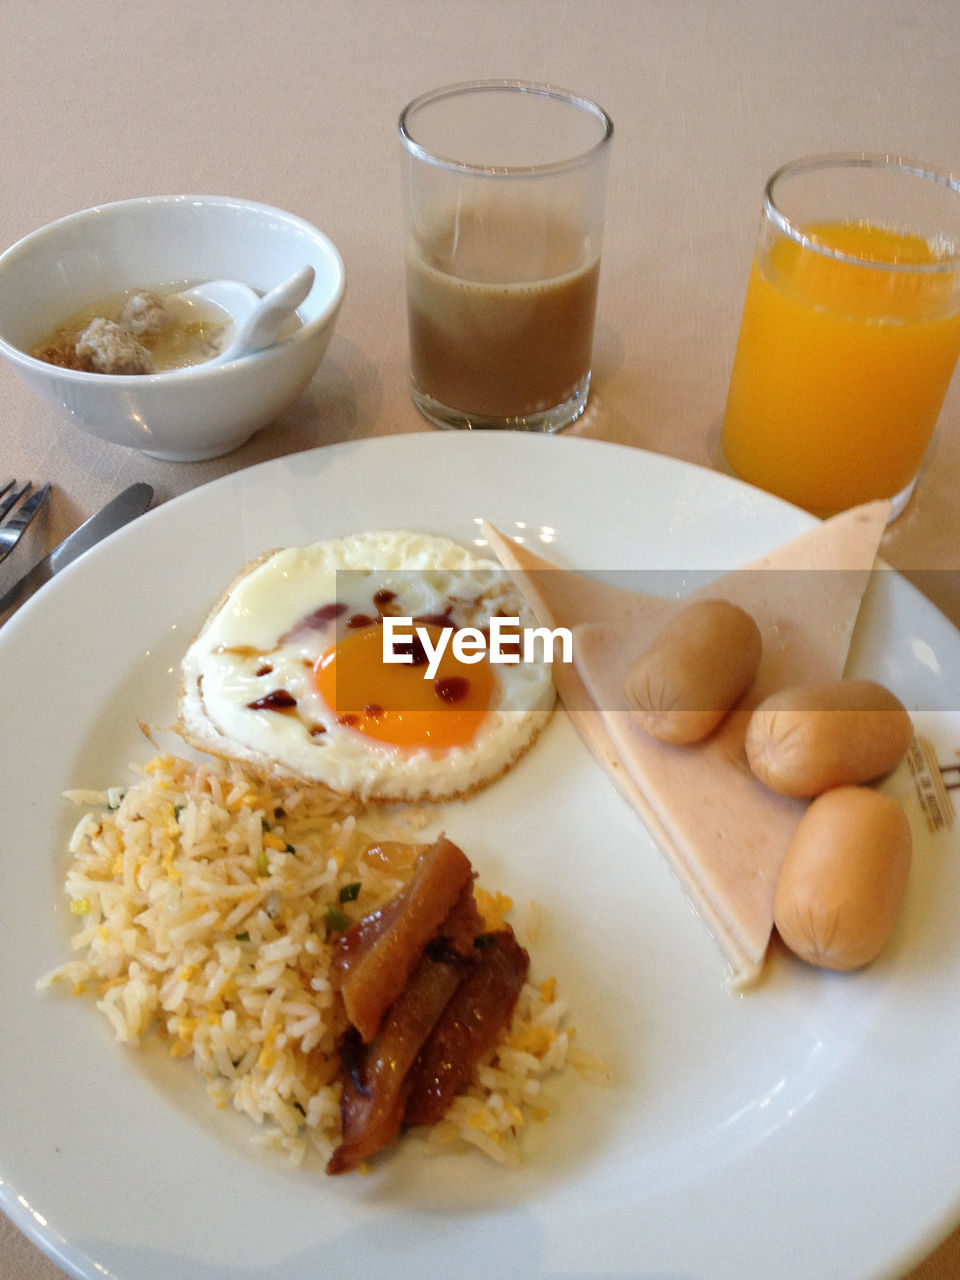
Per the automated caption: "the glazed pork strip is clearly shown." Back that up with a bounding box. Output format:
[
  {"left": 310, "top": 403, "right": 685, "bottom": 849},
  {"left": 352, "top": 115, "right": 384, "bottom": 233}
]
[
  {"left": 404, "top": 929, "right": 529, "bottom": 1128},
  {"left": 327, "top": 947, "right": 466, "bottom": 1175},
  {"left": 434, "top": 876, "right": 487, "bottom": 955},
  {"left": 333, "top": 836, "right": 474, "bottom": 1042},
  {"left": 328, "top": 836, "right": 531, "bottom": 1173}
]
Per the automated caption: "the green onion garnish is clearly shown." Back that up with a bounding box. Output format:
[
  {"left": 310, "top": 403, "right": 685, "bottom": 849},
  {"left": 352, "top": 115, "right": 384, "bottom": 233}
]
[{"left": 325, "top": 904, "right": 348, "bottom": 932}]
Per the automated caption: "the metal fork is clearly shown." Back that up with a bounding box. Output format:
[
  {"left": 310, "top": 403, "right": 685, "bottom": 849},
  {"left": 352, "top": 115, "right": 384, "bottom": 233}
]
[{"left": 0, "top": 480, "right": 51, "bottom": 565}]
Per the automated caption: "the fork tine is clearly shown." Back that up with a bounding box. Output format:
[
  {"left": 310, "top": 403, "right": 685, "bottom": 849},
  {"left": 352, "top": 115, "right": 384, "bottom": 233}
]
[
  {"left": 0, "top": 480, "right": 29, "bottom": 523},
  {"left": 0, "top": 483, "right": 51, "bottom": 565},
  {"left": 0, "top": 479, "right": 16, "bottom": 501}
]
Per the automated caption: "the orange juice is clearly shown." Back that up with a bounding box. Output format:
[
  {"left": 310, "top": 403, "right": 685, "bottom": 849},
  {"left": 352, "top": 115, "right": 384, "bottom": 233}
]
[{"left": 721, "top": 221, "right": 960, "bottom": 515}]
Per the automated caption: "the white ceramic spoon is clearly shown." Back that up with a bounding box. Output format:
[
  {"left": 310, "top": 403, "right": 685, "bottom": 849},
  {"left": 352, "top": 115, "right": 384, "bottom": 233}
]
[{"left": 181, "top": 265, "right": 315, "bottom": 362}]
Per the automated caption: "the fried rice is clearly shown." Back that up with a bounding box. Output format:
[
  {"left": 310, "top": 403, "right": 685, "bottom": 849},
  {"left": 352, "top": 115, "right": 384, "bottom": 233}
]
[{"left": 38, "top": 752, "right": 605, "bottom": 1168}]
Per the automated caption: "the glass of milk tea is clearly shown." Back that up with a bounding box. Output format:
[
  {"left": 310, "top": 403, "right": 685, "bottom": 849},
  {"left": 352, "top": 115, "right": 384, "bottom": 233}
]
[{"left": 399, "top": 81, "right": 613, "bottom": 431}]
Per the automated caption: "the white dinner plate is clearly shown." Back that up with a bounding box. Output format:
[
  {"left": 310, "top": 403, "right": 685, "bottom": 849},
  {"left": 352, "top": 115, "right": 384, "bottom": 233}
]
[{"left": 2, "top": 433, "right": 959, "bottom": 1280}]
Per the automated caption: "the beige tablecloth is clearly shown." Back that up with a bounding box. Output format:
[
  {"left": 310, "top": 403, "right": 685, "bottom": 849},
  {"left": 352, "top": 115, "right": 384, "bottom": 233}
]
[{"left": 2, "top": 3, "right": 959, "bottom": 1277}]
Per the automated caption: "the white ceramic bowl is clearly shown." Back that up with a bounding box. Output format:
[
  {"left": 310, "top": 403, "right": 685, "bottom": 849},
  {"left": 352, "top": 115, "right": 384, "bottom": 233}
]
[{"left": 0, "top": 195, "right": 346, "bottom": 461}]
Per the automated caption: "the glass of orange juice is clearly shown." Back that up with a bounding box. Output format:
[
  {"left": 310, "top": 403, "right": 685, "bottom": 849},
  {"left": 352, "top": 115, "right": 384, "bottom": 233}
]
[{"left": 721, "top": 153, "right": 960, "bottom": 519}]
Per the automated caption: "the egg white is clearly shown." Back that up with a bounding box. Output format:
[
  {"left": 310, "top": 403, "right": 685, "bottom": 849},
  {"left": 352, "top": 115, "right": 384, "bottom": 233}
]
[{"left": 177, "top": 530, "right": 556, "bottom": 802}]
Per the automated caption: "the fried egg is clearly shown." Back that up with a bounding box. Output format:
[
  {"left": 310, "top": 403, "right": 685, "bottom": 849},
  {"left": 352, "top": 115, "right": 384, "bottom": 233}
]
[{"left": 177, "top": 530, "right": 556, "bottom": 802}]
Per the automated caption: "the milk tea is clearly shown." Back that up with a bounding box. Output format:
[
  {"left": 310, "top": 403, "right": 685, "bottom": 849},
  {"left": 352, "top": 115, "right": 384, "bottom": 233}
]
[{"left": 406, "top": 204, "right": 600, "bottom": 419}]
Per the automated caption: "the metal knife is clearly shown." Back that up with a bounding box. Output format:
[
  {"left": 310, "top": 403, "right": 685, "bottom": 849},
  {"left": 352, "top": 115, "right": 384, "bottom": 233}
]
[{"left": 0, "top": 481, "right": 154, "bottom": 620}]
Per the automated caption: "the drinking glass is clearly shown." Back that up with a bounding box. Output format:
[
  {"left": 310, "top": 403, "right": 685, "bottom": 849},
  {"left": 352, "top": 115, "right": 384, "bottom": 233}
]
[
  {"left": 399, "top": 80, "right": 613, "bottom": 432},
  {"left": 721, "top": 153, "right": 960, "bottom": 519}
]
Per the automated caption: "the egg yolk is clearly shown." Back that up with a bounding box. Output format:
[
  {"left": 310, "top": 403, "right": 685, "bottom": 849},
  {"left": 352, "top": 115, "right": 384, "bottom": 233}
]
[{"left": 313, "top": 623, "right": 495, "bottom": 750}]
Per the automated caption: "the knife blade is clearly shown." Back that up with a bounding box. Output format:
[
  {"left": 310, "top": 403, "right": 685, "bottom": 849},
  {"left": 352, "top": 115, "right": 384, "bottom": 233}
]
[{"left": 0, "top": 481, "right": 154, "bottom": 620}]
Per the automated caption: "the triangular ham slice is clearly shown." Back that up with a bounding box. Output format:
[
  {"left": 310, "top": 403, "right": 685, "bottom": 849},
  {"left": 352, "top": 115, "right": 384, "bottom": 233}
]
[{"left": 483, "top": 500, "right": 891, "bottom": 987}]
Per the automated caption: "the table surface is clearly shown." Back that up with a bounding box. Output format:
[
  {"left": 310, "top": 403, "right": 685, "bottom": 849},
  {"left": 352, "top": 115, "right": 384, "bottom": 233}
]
[{"left": 2, "top": 3, "right": 958, "bottom": 1277}]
